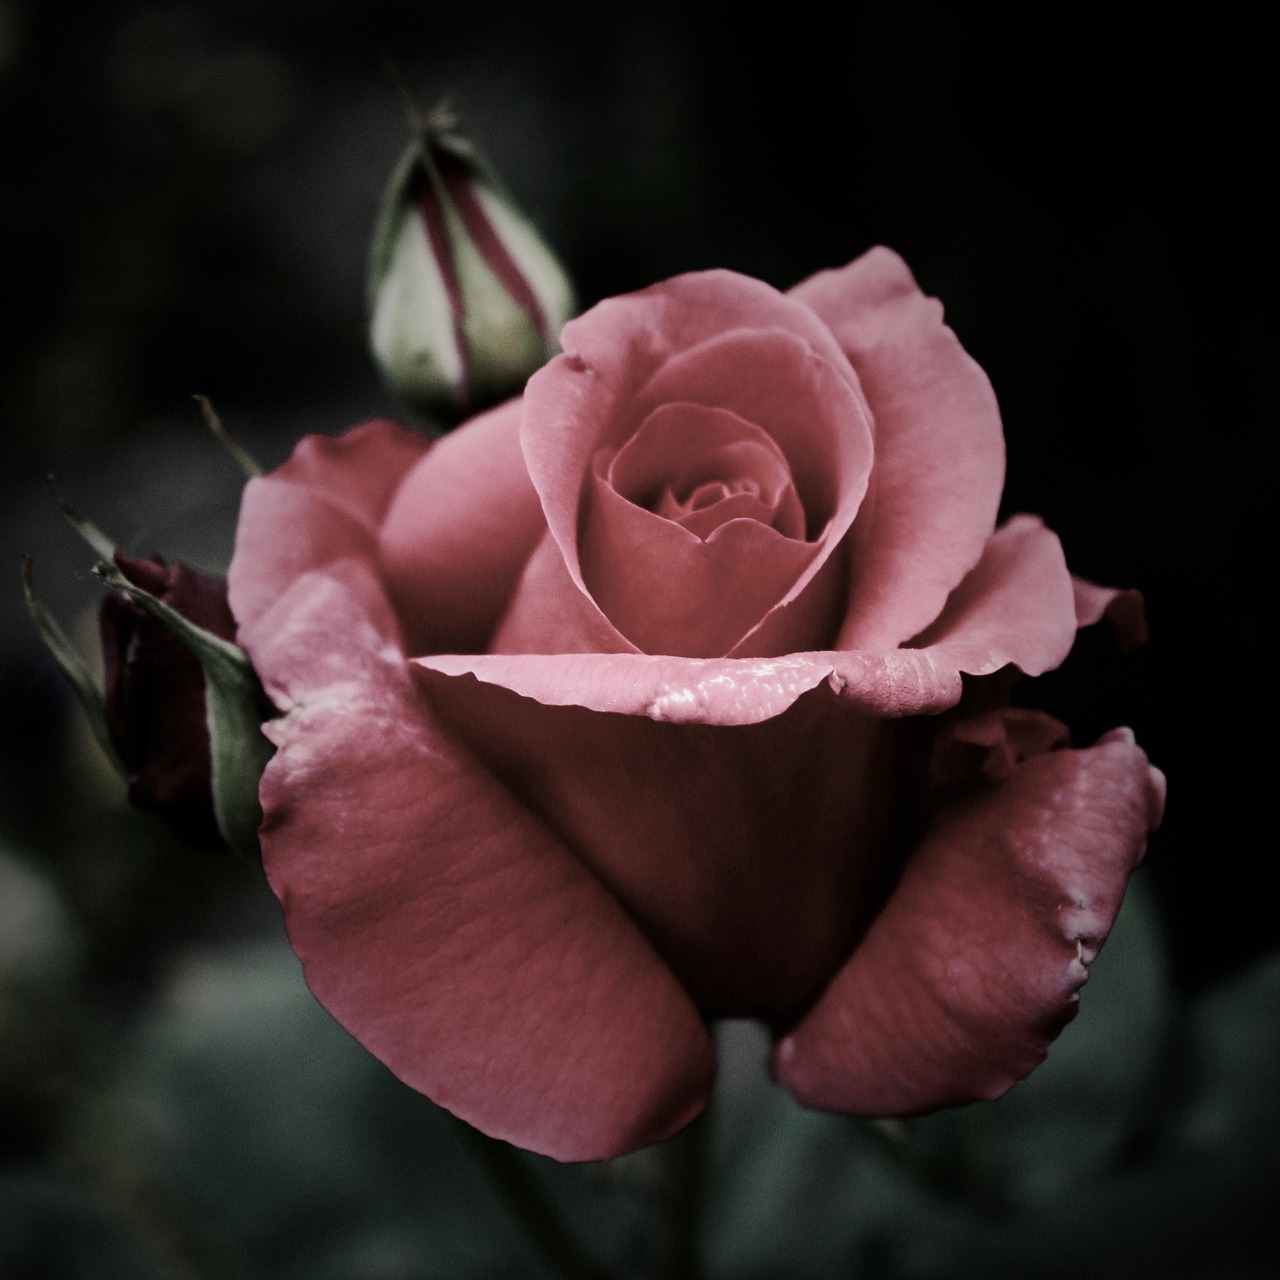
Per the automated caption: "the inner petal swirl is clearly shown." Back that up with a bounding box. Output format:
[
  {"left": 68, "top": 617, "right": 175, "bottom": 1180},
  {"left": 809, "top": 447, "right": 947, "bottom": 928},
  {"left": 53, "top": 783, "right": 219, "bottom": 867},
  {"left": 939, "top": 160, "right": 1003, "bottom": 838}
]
[
  {"left": 580, "top": 402, "right": 825, "bottom": 658},
  {"left": 609, "top": 403, "right": 807, "bottom": 541}
]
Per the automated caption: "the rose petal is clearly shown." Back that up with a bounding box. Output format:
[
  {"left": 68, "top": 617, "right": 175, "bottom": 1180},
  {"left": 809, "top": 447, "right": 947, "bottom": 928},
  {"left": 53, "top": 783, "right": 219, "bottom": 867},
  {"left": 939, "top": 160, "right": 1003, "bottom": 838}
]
[
  {"left": 1073, "top": 576, "right": 1150, "bottom": 651},
  {"left": 724, "top": 539, "right": 851, "bottom": 661},
  {"left": 580, "top": 401, "right": 817, "bottom": 655},
  {"left": 928, "top": 707, "right": 1072, "bottom": 791},
  {"left": 908, "top": 514, "right": 1079, "bottom": 678},
  {"left": 416, "top": 648, "right": 951, "bottom": 725},
  {"left": 417, "top": 516, "right": 1079, "bottom": 725},
  {"left": 267, "top": 418, "right": 430, "bottom": 530},
  {"left": 376, "top": 398, "right": 548, "bottom": 655},
  {"left": 229, "top": 419, "right": 428, "bottom": 640},
  {"left": 517, "top": 273, "right": 872, "bottom": 654},
  {"left": 242, "top": 557, "right": 715, "bottom": 1161},
  {"left": 609, "top": 402, "right": 805, "bottom": 539},
  {"left": 792, "top": 248, "right": 1006, "bottom": 650},
  {"left": 489, "top": 529, "right": 637, "bottom": 655},
  {"left": 623, "top": 329, "right": 872, "bottom": 534},
  {"left": 418, "top": 670, "right": 900, "bottom": 1020},
  {"left": 583, "top": 478, "right": 822, "bottom": 657},
  {"left": 771, "top": 725, "right": 1166, "bottom": 1115}
]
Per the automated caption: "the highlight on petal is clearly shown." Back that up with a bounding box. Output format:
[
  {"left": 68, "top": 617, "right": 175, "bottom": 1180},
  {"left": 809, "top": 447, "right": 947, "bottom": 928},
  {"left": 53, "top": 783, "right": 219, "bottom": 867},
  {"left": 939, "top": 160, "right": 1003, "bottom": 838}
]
[
  {"left": 413, "top": 648, "right": 962, "bottom": 727},
  {"left": 417, "top": 517, "right": 1082, "bottom": 725},
  {"left": 794, "top": 248, "right": 1006, "bottom": 651},
  {"left": 242, "top": 560, "right": 715, "bottom": 1161},
  {"left": 771, "top": 724, "right": 1166, "bottom": 1116}
]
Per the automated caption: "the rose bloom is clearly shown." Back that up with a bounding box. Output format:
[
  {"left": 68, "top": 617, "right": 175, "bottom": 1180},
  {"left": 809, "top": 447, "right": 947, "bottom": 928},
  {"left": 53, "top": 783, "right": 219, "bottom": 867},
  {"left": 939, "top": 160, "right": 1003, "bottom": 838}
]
[{"left": 229, "top": 248, "right": 1163, "bottom": 1161}]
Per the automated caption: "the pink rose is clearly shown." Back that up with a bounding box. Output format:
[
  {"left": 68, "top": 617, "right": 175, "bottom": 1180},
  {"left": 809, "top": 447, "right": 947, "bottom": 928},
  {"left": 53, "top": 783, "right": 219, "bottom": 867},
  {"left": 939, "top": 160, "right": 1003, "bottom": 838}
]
[{"left": 229, "top": 248, "right": 1164, "bottom": 1161}]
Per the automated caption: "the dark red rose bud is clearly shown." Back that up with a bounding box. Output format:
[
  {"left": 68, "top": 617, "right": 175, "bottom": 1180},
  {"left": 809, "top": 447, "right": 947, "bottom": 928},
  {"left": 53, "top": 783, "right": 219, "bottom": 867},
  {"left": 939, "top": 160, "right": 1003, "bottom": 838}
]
[{"left": 100, "top": 552, "right": 236, "bottom": 850}]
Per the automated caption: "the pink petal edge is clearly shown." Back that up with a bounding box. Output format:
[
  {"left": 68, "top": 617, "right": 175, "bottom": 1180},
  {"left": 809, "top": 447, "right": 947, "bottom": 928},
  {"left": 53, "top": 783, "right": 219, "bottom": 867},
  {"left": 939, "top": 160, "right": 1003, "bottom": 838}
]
[
  {"left": 772, "top": 725, "right": 1166, "bottom": 1115},
  {"left": 792, "top": 248, "right": 1007, "bottom": 652},
  {"left": 243, "top": 557, "right": 715, "bottom": 1161},
  {"left": 229, "top": 419, "right": 429, "bottom": 641},
  {"left": 414, "top": 515, "right": 1079, "bottom": 725}
]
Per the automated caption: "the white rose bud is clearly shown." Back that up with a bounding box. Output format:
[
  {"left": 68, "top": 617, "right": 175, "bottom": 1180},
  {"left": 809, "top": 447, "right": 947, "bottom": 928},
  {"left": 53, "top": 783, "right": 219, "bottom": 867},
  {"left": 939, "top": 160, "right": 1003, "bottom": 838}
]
[{"left": 369, "top": 106, "right": 576, "bottom": 424}]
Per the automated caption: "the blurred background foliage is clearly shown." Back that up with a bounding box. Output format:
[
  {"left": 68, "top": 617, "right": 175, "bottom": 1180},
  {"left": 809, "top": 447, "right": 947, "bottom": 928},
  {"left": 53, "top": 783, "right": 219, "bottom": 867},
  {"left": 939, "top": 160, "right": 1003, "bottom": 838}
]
[{"left": 1, "top": 2, "right": 1275, "bottom": 1276}]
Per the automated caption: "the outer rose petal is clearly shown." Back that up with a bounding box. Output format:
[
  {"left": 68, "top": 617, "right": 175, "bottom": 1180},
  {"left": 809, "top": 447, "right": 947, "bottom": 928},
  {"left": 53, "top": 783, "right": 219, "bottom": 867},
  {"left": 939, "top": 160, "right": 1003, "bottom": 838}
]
[
  {"left": 415, "top": 516, "right": 1079, "bottom": 725},
  {"left": 908, "top": 514, "right": 1078, "bottom": 677},
  {"left": 229, "top": 428, "right": 715, "bottom": 1161},
  {"left": 771, "top": 726, "right": 1166, "bottom": 1115},
  {"left": 1073, "top": 576, "right": 1150, "bottom": 651},
  {"left": 230, "top": 419, "right": 428, "bottom": 635},
  {"left": 791, "top": 248, "right": 1006, "bottom": 650},
  {"left": 416, "top": 672, "right": 901, "bottom": 1019},
  {"left": 235, "top": 557, "right": 714, "bottom": 1161}
]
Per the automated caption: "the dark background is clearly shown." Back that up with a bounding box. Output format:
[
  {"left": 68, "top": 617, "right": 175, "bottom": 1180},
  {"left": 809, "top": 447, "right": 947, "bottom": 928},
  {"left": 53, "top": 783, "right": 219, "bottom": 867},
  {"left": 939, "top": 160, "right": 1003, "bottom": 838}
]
[{"left": 1, "top": 4, "right": 1275, "bottom": 1277}]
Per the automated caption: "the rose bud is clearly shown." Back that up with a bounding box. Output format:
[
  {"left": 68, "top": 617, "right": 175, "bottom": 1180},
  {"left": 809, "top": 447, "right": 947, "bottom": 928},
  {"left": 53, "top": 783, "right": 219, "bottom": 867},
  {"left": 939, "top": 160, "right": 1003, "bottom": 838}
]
[
  {"left": 24, "top": 542, "right": 272, "bottom": 858},
  {"left": 368, "top": 105, "right": 576, "bottom": 424},
  {"left": 229, "top": 248, "right": 1164, "bottom": 1161},
  {"left": 98, "top": 553, "right": 237, "bottom": 850},
  {"left": 95, "top": 551, "right": 274, "bottom": 860}
]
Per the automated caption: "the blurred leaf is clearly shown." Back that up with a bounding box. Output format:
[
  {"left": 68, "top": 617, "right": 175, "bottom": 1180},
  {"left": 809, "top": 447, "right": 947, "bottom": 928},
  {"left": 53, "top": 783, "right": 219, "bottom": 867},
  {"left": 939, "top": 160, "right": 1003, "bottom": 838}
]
[
  {"left": 1167, "top": 949, "right": 1280, "bottom": 1157},
  {"left": 108, "top": 931, "right": 559, "bottom": 1279},
  {"left": 0, "top": 1174, "right": 181, "bottom": 1280},
  {"left": 704, "top": 1020, "right": 910, "bottom": 1277}
]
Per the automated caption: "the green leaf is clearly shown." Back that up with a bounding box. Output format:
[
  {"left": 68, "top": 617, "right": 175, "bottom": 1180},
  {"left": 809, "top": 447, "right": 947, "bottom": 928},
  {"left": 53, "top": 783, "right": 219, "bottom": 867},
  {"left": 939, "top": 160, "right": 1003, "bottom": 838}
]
[
  {"left": 45, "top": 476, "right": 117, "bottom": 561},
  {"left": 194, "top": 393, "right": 262, "bottom": 479},
  {"left": 20, "top": 556, "right": 126, "bottom": 780},
  {"left": 113, "top": 934, "right": 541, "bottom": 1280}
]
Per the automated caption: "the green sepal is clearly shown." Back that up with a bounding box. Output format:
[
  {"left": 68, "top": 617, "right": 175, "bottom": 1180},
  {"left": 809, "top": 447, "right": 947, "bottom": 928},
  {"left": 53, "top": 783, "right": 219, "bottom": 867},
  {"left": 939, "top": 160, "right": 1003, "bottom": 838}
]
[
  {"left": 94, "top": 560, "right": 274, "bottom": 862},
  {"left": 20, "top": 556, "right": 127, "bottom": 781},
  {"left": 366, "top": 107, "right": 496, "bottom": 318},
  {"left": 194, "top": 394, "right": 262, "bottom": 480},
  {"left": 367, "top": 138, "right": 424, "bottom": 320},
  {"left": 46, "top": 477, "right": 117, "bottom": 562}
]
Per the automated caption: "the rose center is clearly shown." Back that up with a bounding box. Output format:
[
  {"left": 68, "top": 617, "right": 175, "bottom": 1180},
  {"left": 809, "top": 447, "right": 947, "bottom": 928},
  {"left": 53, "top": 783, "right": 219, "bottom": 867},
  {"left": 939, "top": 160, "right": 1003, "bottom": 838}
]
[
  {"left": 578, "top": 400, "right": 826, "bottom": 657},
  {"left": 606, "top": 402, "right": 806, "bottom": 541}
]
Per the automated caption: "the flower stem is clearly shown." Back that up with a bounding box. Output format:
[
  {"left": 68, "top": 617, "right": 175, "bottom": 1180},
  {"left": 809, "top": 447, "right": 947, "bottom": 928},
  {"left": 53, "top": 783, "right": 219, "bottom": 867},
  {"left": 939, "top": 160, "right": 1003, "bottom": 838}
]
[{"left": 454, "top": 1119, "right": 618, "bottom": 1280}]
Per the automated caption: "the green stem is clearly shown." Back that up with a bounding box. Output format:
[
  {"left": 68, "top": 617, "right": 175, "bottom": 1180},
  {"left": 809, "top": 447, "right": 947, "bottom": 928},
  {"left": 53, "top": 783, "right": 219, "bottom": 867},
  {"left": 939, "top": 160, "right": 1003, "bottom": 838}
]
[{"left": 454, "top": 1120, "right": 618, "bottom": 1280}]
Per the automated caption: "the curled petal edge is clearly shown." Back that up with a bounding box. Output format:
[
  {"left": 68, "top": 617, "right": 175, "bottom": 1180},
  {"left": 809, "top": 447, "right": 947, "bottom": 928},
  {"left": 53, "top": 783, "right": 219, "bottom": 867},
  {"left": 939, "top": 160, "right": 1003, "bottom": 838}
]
[
  {"left": 772, "top": 726, "right": 1166, "bottom": 1115},
  {"left": 415, "top": 516, "right": 1079, "bottom": 726}
]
